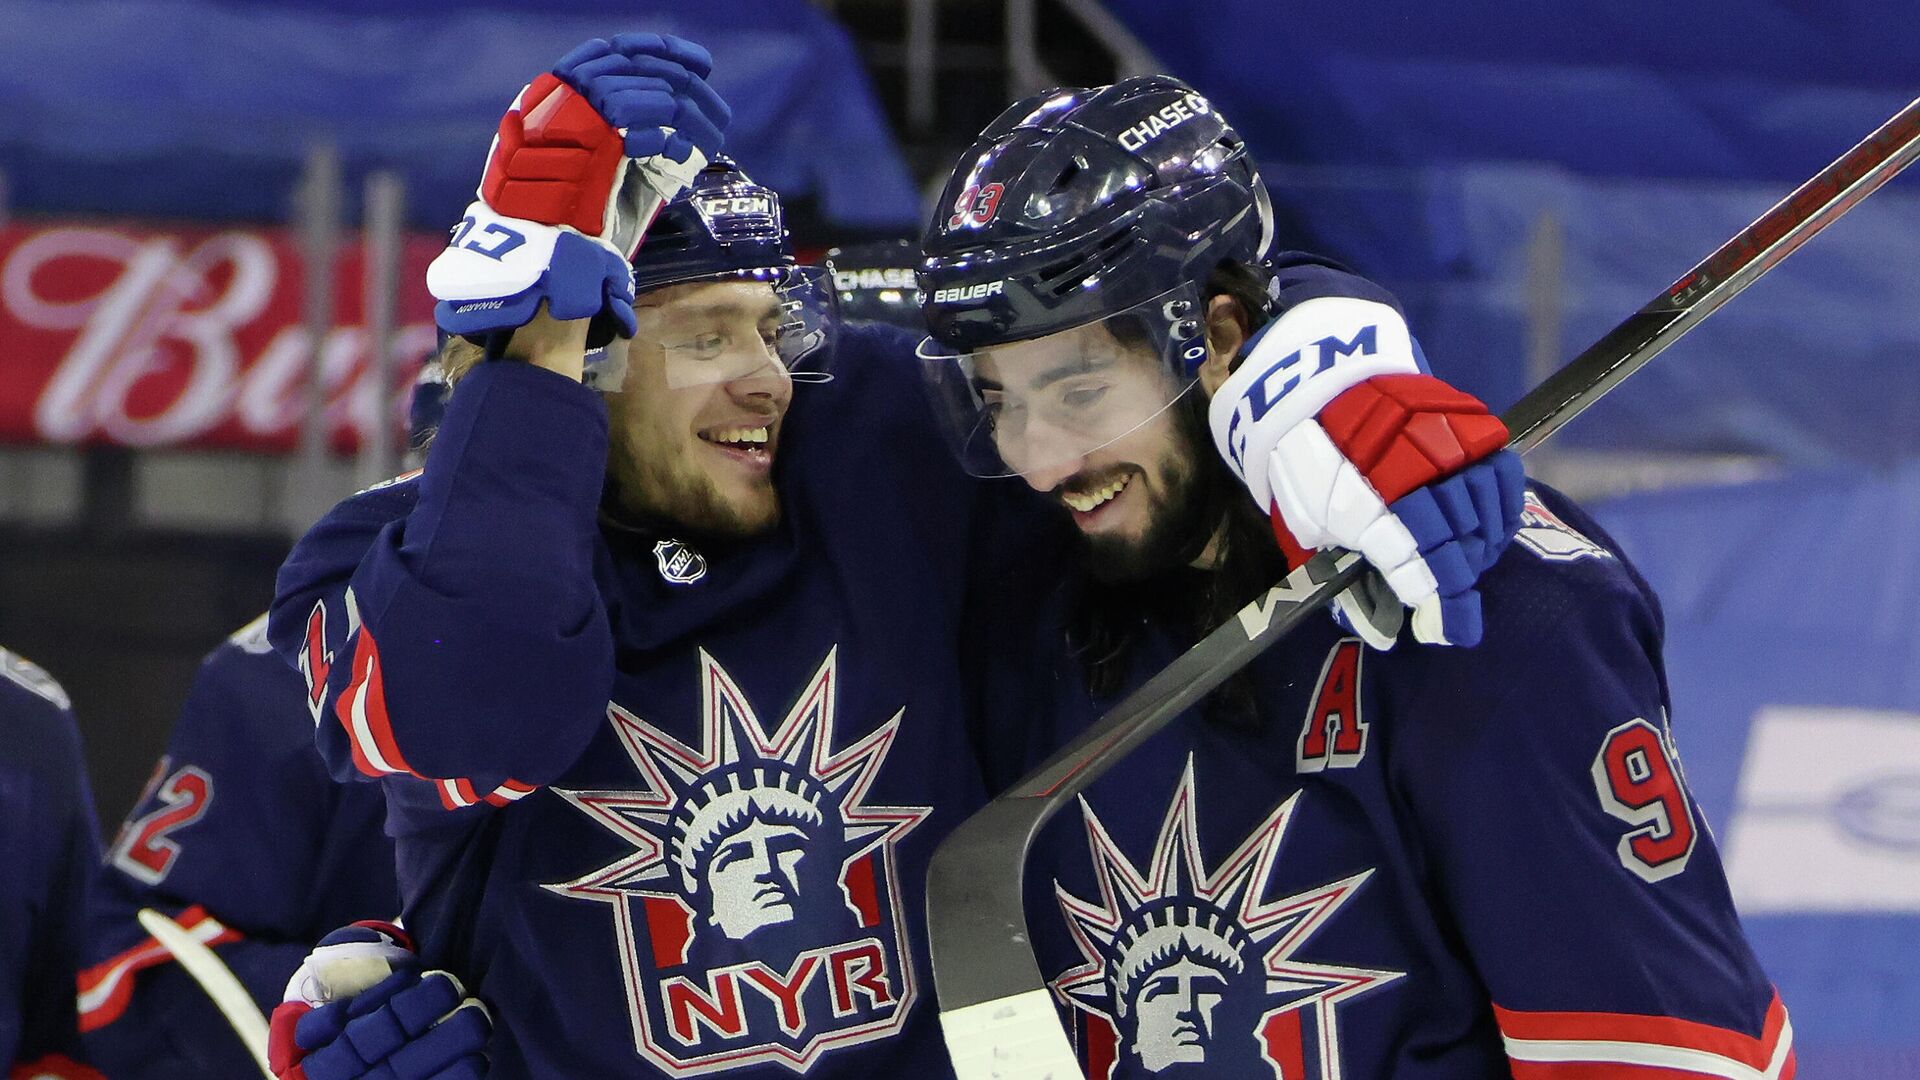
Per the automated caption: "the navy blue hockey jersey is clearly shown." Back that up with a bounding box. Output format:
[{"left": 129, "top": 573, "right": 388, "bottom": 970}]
[
  {"left": 80, "top": 615, "right": 396, "bottom": 1079},
  {"left": 268, "top": 324, "right": 1017, "bottom": 1078},
  {"left": 0, "top": 648, "right": 101, "bottom": 1078},
  {"left": 974, "top": 486, "right": 1792, "bottom": 1080}
]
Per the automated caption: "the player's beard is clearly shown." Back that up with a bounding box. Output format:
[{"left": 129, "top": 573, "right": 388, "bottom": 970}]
[
  {"left": 605, "top": 431, "right": 782, "bottom": 542},
  {"left": 1079, "top": 399, "right": 1215, "bottom": 583}
]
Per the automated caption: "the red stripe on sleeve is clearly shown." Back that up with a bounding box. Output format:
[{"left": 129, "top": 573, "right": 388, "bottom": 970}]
[
  {"left": 1496, "top": 990, "right": 1792, "bottom": 1078},
  {"left": 76, "top": 906, "right": 243, "bottom": 1032},
  {"left": 9, "top": 1053, "right": 110, "bottom": 1079},
  {"left": 1495, "top": 991, "right": 1788, "bottom": 1071}
]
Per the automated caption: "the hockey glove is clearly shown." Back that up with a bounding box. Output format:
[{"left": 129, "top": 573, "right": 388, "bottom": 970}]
[
  {"left": 1209, "top": 296, "right": 1525, "bottom": 648},
  {"left": 428, "top": 34, "right": 732, "bottom": 349},
  {"left": 268, "top": 922, "right": 490, "bottom": 1080}
]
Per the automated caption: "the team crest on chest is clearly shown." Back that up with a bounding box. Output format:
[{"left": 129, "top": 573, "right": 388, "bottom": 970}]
[
  {"left": 546, "top": 649, "right": 929, "bottom": 1074},
  {"left": 1052, "top": 759, "right": 1402, "bottom": 1079}
]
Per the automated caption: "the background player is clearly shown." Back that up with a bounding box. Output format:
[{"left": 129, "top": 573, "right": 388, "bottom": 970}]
[
  {"left": 1, "top": 648, "right": 102, "bottom": 1079},
  {"left": 76, "top": 352, "right": 447, "bottom": 1078},
  {"left": 922, "top": 77, "right": 1792, "bottom": 1078},
  {"left": 80, "top": 615, "right": 396, "bottom": 1078}
]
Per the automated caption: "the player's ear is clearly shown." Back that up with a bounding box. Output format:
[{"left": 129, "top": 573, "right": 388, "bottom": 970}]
[{"left": 1197, "top": 294, "right": 1250, "bottom": 398}]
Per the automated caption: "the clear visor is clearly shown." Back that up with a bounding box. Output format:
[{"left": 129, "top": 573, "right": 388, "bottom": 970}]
[
  {"left": 629, "top": 265, "right": 835, "bottom": 391},
  {"left": 917, "top": 283, "right": 1208, "bottom": 478}
]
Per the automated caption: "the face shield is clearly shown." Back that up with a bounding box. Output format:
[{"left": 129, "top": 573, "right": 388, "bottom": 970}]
[
  {"left": 917, "top": 283, "right": 1208, "bottom": 478},
  {"left": 627, "top": 265, "right": 835, "bottom": 391}
]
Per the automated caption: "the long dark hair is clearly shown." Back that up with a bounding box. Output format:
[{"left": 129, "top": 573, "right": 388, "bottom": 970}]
[{"left": 1067, "top": 261, "right": 1286, "bottom": 725}]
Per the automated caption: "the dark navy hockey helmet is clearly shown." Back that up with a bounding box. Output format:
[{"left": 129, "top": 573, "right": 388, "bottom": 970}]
[
  {"left": 822, "top": 240, "right": 924, "bottom": 331},
  {"left": 627, "top": 157, "right": 835, "bottom": 381},
  {"left": 916, "top": 76, "right": 1274, "bottom": 476},
  {"left": 918, "top": 76, "right": 1273, "bottom": 353}
]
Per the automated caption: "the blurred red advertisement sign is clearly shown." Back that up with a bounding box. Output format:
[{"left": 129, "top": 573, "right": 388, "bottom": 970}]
[{"left": 0, "top": 221, "right": 441, "bottom": 451}]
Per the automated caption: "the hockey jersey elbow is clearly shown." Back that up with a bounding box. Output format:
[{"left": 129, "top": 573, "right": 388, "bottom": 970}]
[{"left": 339, "top": 573, "right": 614, "bottom": 792}]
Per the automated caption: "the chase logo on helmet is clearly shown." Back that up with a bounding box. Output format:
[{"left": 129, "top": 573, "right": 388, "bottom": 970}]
[
  {"left": 833, "top": 267, "right": 917, "bottom": 292},
  {"left": 930, "top": 281, "right": 1005, "bottom": 305},
  {"left": 1117, "top": 93, "right": 1212, "bottom": 153}
]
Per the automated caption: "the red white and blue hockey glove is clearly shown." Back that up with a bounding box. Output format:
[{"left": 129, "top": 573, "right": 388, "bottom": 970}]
[
  {"left": 428, "top": 34, "right": 731, "bottom": 351},
  {"left": 1209, "top": 296, "right": 1525, "bottom": 648},
  {"left": 268, "top": 923, "right": 490, "bottom": 1080}
]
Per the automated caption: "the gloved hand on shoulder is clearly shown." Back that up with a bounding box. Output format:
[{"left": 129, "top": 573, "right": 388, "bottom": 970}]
[{"left": 1210, "top": 296, "right": 1524, "bottom": 648}]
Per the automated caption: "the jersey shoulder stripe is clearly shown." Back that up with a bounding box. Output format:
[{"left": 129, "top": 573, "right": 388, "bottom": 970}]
[{"left": 0, "top": 646, "right": 72, "bottom": 711}]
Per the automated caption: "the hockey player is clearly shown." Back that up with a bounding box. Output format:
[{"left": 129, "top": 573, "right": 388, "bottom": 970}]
[
  {"left": 0, "top": 648, "right": 102, "bottom": 1079},
  {"left": 264, "top": 40, "right": 1516, "bottom": 1079},
  {"left": 80, "top": 613, "right": 398, "bottom": 1077},
  {"left": 78, "top": 360, "right": 456, "bottom": 1078},
  {"left": 919, "top": 78, "right": 1793, "bottom": 1078},
  {"left": 265, "top": 34, "right": 1018, "bottom": 1078}
]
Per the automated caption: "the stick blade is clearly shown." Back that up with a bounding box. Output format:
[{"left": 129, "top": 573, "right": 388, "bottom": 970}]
[{"left": 941, "top": 988, "right": 1085, "bottom": 1080}]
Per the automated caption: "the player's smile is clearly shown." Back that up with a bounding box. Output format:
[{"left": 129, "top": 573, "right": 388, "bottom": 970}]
[
  {"left": 1059, "top": 467, "right": 1138, "bottom": 530},
  {"left": 696, "top": 416, "right": 780, "bottom": 475}
]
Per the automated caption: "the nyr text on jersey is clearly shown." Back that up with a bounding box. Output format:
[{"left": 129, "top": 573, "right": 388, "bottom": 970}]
[{"left": 1118, "top": 93, "right": 1212, "bottom": 152}]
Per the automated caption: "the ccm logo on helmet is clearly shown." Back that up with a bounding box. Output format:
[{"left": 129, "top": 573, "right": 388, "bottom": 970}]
[
  {"left": 1118, "top": 93, "right": 1212, "bottom": 152},
  {"left": 931, "top": 281, "right": 1005, "bottom": 304},
  {"left": 696, "top": 194, "right": 773, "bottom": 217}
]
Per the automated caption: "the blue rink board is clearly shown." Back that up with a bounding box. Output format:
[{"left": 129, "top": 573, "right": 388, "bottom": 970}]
[{"left": 1593, "top": 461, "right": 1920, "bottom": 1077}]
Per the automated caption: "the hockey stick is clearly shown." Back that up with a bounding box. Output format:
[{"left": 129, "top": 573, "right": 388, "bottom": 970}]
[
  {"left": 136, "top": 907, "right": 275, "bottom": 1079},
  {"left": 929, "top": 96, "right": 1920, "bottom": 1080}
]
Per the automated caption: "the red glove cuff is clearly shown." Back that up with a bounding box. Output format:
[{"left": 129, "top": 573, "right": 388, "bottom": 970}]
[
  {"left": 479, "top": 74, "right": 626, "bottom": 237},
  {"left": 1317, "top": 374, "right": 1508, "bottom": 505},
  {"left": 1262, "top": 374, "right": 1506, "bottom": 568},
  {"left": 268, "top": 1000, "right": 313, "bottom": 1079},
  {"left": 1269, "top": 507, "right": 1314, "bottom": 573}
]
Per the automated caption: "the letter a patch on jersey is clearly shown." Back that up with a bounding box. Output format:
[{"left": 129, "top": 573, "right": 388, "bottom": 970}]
[
  {"left": 1050, "top": 760, "right": 1403, "bottom": 1080},
  {"left": 1298, "top": 639, "right": 1367, "bottom": 772},
  {"left": 545, "top": 648, "right": 930, "bottom": 1074}
]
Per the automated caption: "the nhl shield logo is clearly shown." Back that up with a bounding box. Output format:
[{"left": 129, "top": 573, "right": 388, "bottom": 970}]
[
  {"left": 1052, "top": 759, "right": 1402, "bottom": 1079},
  {"left": 547, "top": 649, "right": 929, "bottom": 1074},
  {"left": 653, "top": 538, "right": 708, "bottom": 584}
]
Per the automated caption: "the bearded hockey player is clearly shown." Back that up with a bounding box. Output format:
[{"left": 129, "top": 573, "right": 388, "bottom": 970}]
[
  {"left": 0, "top": 648, "right": 101, "bottom": 1079},
  {"left": 919, "top": 77, "right": 1793, "bottom": 1079},
  {"left": 265, "top": 34, "right": 1026, "bottom": 1078}
]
